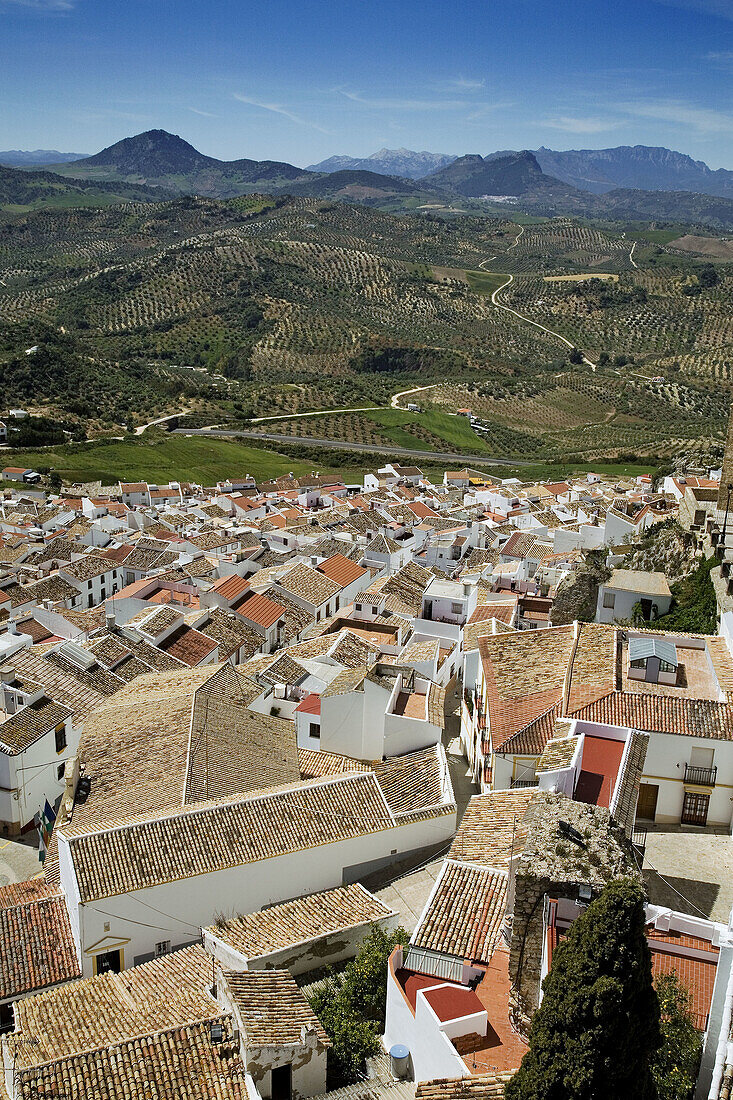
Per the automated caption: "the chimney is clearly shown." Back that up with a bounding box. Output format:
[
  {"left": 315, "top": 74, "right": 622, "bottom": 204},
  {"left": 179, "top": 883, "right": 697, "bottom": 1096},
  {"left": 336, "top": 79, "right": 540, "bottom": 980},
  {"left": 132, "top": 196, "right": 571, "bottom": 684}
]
[
  {"left": 105, "top": 605, "right": 116, "bottom": 630},
  {"left": 0, "top": 665, "right": 15, "bottom": 684},
  {"left": 7, "top": 620, "right": 17, "bottom": 635}
]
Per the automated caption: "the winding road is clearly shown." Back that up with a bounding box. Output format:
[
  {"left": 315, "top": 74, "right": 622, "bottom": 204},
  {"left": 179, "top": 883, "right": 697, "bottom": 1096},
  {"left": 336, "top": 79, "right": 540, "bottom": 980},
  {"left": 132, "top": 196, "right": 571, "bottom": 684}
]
[{"left": 489, "top": 273, "right": 598, "bottom": 371}]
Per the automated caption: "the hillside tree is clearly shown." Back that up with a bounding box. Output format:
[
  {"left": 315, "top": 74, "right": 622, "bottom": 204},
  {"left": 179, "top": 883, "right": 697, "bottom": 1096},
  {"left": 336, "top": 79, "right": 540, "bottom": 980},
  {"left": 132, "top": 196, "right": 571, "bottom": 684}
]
[{"left": 506, "top": 878, "right": 661, "bottom": 1100}]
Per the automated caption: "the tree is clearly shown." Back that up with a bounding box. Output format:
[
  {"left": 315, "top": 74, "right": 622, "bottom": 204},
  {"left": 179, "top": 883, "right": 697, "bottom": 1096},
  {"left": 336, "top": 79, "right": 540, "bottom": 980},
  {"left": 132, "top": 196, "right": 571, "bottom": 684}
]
[
  {"left": 652, "top": 973, "right": 702, "bottom": 1100},
  {"left": 310, "top": 925, "right": 408, "bottom": 1088},
  {"left": 506, "top": 879, "right": 661, "bottom": 1100},
  {"left": 48, "top": 471, "right": 63, "bottom": 493},
  {"left": 569, "top": 347, "right": 583, "bottom": 364}
]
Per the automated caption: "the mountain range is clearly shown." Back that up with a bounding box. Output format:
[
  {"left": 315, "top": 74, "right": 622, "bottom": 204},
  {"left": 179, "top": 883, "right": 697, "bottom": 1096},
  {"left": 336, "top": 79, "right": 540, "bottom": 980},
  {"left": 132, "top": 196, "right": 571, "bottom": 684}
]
[
  {"left": 313, "top": 143, "right": 733, "bottom": 199},
  {"left": 307, "top": 148, "right": 455, "bottom": 179},
  {"left": 7, "top": 129, "right": 733, "bottom": 228},
  {"left": 0, "top": 148, "right": 89, "bottom": 167}
]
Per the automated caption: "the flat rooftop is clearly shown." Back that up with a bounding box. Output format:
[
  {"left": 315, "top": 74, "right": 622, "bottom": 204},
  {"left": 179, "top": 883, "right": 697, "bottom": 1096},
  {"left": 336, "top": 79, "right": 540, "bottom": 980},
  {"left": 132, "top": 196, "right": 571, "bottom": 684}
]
[
  {"left": 619, "top": 637, "right": 721, "bottom": 701},
  {"left": 396, "top": 952, "right": 527, "bottom": 1075},
  {"left": 393, "top": 690, "right": 428, "bottom": 720},
  {"left": 573, "top": 734, "right": 624, "bottom": 810}
]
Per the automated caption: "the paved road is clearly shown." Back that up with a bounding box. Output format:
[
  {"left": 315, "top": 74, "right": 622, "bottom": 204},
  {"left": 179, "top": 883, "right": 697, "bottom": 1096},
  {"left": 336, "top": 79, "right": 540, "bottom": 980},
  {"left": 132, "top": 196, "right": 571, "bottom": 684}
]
[
  {"left": 0, "top": 834, "right": 42, "bottom": 888},
  {"left": 174, "top": 427, "right": 537, "bottom": 467}
]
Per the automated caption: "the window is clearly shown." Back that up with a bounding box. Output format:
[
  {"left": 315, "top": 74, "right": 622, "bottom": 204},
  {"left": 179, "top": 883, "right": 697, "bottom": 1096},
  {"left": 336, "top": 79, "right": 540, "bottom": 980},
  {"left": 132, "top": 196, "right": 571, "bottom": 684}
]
[
  {"left": 603, "top": 592, "right": 616, "bottom": 609},
  {"left": 630, "top": 658, "right": 645, "bottom": 670},
  {"left": 57, "top": 762, "right": 65, "bottom": 781},
  {"left": 309, "top": 722, "right": 320, "bottom": 740},
  {"left": 55, "top": 725, "right": 67, "bottom": 754},
  {"left": 87, "top": 579, "right": 93, "bottom": 589},
  {"left": 154, "top": 940, "right": 170, "bottom": 958},
  {"left": 451, "top": 602, "right": 463, "bottom": 614},
  {"left": 659, "top": 660, "right": 676, "bottom": 674}
]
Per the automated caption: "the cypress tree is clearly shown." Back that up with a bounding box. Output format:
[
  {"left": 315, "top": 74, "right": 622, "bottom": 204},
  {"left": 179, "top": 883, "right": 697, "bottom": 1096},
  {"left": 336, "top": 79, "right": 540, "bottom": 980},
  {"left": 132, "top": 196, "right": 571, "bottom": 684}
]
[{"left": 506, "top": 878, "right": 661, "bottom": 1100}]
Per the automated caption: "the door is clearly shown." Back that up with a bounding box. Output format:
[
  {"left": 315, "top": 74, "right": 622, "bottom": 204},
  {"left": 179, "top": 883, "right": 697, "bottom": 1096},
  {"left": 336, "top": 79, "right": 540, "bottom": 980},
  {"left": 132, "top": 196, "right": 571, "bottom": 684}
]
[
  {"left": 637, "top": 783, "right": 659, "bottom": 821},
  {"left": 681, "top": 791, "right": 710, "bottom": 827},
  {"left": 271, "top": 1064, "right": 292, "bottom": 1100},
  {"left": 94, "top": 949, "right": 122, "bottom": 975}
]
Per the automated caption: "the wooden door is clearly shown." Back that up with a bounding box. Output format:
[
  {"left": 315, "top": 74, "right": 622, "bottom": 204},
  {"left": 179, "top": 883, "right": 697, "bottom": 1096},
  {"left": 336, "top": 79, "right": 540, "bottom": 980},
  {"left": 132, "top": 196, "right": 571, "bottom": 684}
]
[
  {"left": 636, "top": 783, "right": 659, "bottom": 821},
  {"left": 681, "top": 791, "right": 709, "bottom": 827}
]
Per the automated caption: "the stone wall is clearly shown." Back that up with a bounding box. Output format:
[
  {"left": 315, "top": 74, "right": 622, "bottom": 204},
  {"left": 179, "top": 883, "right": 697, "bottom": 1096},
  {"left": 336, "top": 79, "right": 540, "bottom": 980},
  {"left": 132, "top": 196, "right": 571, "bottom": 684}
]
[{"left": 508, "top": 791, "right": 640, "bottom": 1031}]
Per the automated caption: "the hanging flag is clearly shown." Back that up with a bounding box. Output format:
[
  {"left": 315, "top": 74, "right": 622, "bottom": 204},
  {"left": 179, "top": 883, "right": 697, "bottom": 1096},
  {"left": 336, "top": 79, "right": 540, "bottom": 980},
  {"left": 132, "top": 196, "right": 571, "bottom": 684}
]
[{"left": 41, "top": 800, "right": 56, "bottom": 848}]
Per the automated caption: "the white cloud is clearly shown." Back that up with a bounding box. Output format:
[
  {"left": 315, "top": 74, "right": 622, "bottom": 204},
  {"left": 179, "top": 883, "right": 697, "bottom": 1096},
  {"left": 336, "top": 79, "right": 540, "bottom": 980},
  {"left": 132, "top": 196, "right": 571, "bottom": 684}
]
[
  {"left": 448, "top": 77, "right": 486, "bottom": 90},
  {"left": 233, "top": 94, "right": 331, "bottom": 135},
  {"left": 705, "top": 48, "right": 733, "bottom": 60},
  {"left": 618, "top": 98, "right": 733, "bottom": 132},
  {"left": 0, "top": 0, "right": 74, "bottom": 9},
  {"left": 187, "top": 107, "right": 217, "bottom": 118},
  {"left": 544, "top": 115, "right": 620, "bottom": 134},
  {"left": 338, "top": 90, "right": 467, "bottom": 111}
]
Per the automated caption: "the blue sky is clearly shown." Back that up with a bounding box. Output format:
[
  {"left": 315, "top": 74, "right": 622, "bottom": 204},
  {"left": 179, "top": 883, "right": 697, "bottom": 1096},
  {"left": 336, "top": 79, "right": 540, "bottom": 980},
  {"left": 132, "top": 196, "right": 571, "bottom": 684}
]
[{"left": 1, "top": 0, "right": 733, "bottom": 167}]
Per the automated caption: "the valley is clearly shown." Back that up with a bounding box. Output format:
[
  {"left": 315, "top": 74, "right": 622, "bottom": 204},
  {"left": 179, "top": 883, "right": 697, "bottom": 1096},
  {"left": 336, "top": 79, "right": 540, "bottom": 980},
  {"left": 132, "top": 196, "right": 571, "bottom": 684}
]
[{"left": 0, "top": 181, "right": 729, "bottom": 472}]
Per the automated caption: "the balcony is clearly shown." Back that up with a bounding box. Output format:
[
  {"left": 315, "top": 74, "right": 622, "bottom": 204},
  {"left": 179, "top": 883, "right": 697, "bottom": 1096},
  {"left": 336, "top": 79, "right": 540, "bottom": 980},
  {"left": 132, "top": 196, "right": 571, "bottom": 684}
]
[
  {"left": 683, "top": 763, "right": 717, "bottom": 787},
  {"left": 510, "top": 778, "right": 538, "bottom": 789}
]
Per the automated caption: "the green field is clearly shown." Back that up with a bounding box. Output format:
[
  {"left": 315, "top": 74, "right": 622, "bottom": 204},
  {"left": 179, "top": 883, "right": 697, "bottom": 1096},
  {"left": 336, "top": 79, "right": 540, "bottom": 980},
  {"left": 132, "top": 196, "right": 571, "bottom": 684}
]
[
  {"left": 5, "top": 436, "right": 325, "bottom": 487},
  {"left": 465, "top": 270, "right": 509, "bottom": 296},
  {"left": 364, "top": 408, "right": 491, "bottom": 451},
  {"left": 3, "top": 430, "right": 657, "bottom": 490}
]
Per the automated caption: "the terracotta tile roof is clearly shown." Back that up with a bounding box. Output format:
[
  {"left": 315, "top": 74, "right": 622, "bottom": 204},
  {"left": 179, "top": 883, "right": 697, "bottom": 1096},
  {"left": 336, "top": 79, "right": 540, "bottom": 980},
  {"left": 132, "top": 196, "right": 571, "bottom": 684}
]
[
  {"left": 66, "top": 665, "right": 222, "bottom": 833},
  {"left": 571, "top": 691, "right": 733, "bottom": 740},
  {"left": 61, "top": 555, "right": 117, "bottom": 582},
  {"left": 294, "top": 693, "right": 321, "bottom": 715},
  {"left": 0, "top": 893, "right": 81, "bottom": 1000},
  {"left": 184, "top": 665, "right": 300, "bottom": 803},
  {"left": 479, "top": 627, "right": 575, "bottom": 748},
  {"left": 198, "top": 607, "right": 263, "bottom": 662},
  {"left": 63, "top": 772, "right": 402, "bottom": 902},
  {"left": 222, "top": 969, "right": 329, "bottom": 1047},
  {"left": 158, "top": 624, "right": 219, "bottom": 665},
  {"left": 234, "top": 591, "right": 285, "bottom": 629},
  {"left": 416, "top": 1073, "right": 513, "bottom": 1100},
  {"left": 374, "top": 745, "right": 449, "bottom": 816},
  {"left": 14, "top": 1016, "right": 248, "bottom": 1100},
  {"left": 412, "top": 860, "right": 508, "bottom": 964},
  {"left": 565, "top": 622, "right": 616, "bottom": 713},
  {"left": 328, "top": 630, "right": 380, "bottom": 669},
  {"left": 707, "top": 637, "right": 733, "bottom": 694},
  {"left": 605, "top": 568, "right": 671, "bottom": 596},
  {"left": 537, "top": 731, "right": 578, "bottom": 771},
  {"left": 206, "top": 883, "right": 392, "bottom": 960},
  {"left": 0, "top": 697, "right": 71, "bottom": 755},
  {"left": 0, "top": 880, "right": 57, "bottom": 911},
  {"left": 316, "top": 553, "right": 367, "bottom": 588},
  {"left": 11, "top": 945, "right": 216, "bottom": 1070},
  {"left": 497, "top": 706, "right": 559, "bottom": 756},
  {"left": 211, "top": 573, "right": 251, "bottom": 601},
  {"left": 12, "top": 648, "right": 117, "bottom": 721},
  {"left": 276, "top": 562, "right": 340, "bottom": 607},
  {"left": 449, "top": 790, "right": 535, "bottom": 868},
  {"left": 298, "top": 747, "right": 372, "bottom": 779}
]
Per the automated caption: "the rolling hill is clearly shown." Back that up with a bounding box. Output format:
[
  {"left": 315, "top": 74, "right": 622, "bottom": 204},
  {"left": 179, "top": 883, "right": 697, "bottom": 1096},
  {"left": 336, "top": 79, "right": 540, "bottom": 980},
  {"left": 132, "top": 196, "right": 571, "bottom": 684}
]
[
  {"left": 47, "top": 130, "right": 320, "bottom": 198},
  {"left": 0, "top": 163, "right": 171, "bottom": 213}
]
